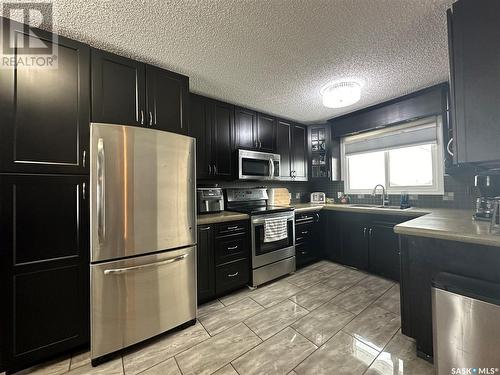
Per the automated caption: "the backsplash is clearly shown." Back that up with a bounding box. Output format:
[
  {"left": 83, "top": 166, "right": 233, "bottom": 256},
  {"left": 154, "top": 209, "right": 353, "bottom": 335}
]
[
  {"left": 310, "top": 170, "right": 479, "bottom": 209},
  {"left": 200, "top": 169, "right": 479, "bottom": 209}
]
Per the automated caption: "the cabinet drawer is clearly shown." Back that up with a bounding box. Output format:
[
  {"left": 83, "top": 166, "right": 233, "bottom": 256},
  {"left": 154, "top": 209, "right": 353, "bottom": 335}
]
[
  {"left": 215, "top": 259, "right": 249, "bottom": 295},
  {"left": 296, "top": 243, "right": 317, "bottom": 267},
  {"left": 295, "top": 223, "right": 313, "bottom": 244},
  {"left": 216, "top": 221, "right": 248, "bottom": 237},
  {"left": 215, "top": 236, "right": 249, "bottom": 266}
]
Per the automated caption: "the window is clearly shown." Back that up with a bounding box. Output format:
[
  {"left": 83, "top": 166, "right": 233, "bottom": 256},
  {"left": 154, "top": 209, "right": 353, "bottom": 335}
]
[{"left": 341, "top": 117, "right": 444, "bottom": 195}]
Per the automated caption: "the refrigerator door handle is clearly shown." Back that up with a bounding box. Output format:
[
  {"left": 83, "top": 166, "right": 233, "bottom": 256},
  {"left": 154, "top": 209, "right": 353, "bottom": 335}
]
[
  {"left": 97, "top": 138, "right": 106, "bottom": 245},
  {"left": 103, "top": 253, "right": 189, "bottom": 275}
]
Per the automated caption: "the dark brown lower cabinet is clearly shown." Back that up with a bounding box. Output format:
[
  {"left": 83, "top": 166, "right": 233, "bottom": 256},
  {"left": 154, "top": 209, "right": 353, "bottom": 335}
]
[
  {"left": 399, "top": 235, "right": 500, "bottom": 360},
  {"left": 0, "top": 174, "right": 89, "bottom": 374},
  {"left": 197, "top": 220, "right": 250, "bottom": 303},
  {"left": 295, "top": 211, "right": 321, "bottom": 268}
]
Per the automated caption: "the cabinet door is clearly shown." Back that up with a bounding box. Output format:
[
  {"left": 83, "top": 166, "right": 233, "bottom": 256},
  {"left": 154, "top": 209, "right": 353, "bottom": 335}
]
[
  {"left": 256, "top": 113, "right": 276, "bottom": 152},
  {"left": 146, "top": 65, "right": 189, "bottom": 134},
  {"left": 449, "top": 0, "right": 500, "bottom": 164},
  {"left": 322, "top": 211, "right": 341, "bottom": 262},
  {"left": 91, "top": 49, "right": 146, "bottom": 127},
  {"left": 190, "top": 95, "right": 212, "bottom": 179},
  {"left": 340, "top": 214, "right": 369, "bottom": 270},
  {"left": 292, "top": 125, "right": 308, "bottom": 181},
  {"left": 0, "top": 19, "right": 90, "bottom": 175},
  {"left": 235, "top": 107, "right": 257, "bottom": 149},
  {"left": 369, "top": 222, "right": 401, "bottom": 281},
  {"left": 276, "top": 120, "right": 292, "bottom": 179},
  {"left": 0, "top": 175, "right": 89, "bottom": 372},
  {"left": 212, "top": 101, "right": 234, "bottom": 177},
  {"left": 197, "top": 226, "right": 215, "bottom": 303}
]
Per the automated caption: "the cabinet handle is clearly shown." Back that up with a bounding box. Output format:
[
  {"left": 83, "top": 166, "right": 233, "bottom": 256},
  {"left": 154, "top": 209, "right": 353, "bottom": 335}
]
[
  {"left": 363, "top": 227, "right": 367, "bottom": 237},
  {"left": 227, "top": 272, "right": 239, "bottom": 278},
  {"left": 446, "top": 137, "right": 454, "bottom": 157},
  {"left": 209, "top": 165, "right": 212, "bottom": 175},
  {"left": 82, "top": 182, "right": 86, "bottom": 200},
  {"left": 227, "top": 226, "right": 239, "bottom": 230},
  {"left": 301, "top": 231, "right": 308, "bottom": 235},
  {"left": 140, "top": 110, "right": 144, "bottom": 125},
  {"left": 149, "top": 111, "right": 153, "bottom": 127},
  {"left": 369, "top": 228, "right": 373, "bottom": 237},
  {"left": 214, "top": 164, "right": 217, "bottom": 175},
  {"left": 199, "top": 226, "right": 211, "bottom": 231},
  {"left": 227, "top": 245, "right": 238, "bottom": 250},
  {"left": 82, "top": 150, "right": 86, "bottom": 168}
]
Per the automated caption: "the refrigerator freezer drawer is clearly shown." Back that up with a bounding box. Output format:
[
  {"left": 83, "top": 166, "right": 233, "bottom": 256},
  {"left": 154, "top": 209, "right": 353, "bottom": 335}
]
[
  {"left": 90, "top": 123, "right": 196, "bottom": 262},
  {"left": 91, "top": 246, "right": 196, "bottom": 360}
]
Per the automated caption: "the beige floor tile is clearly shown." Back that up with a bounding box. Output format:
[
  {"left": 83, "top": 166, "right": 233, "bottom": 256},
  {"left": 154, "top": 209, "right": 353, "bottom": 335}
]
[
  {"left": 219, "top": 286, "right": 256, "bottom": 306},
  {"left": 198, "top": 297, "right": 264, "bottom": 335},
  {"left": 294, "top": 331, "right": 379, "bottom": 375},
  {"left": 373, "top": 284, "right": 401, "bottom": 315},
  {"left": 69, "top": 351, "right": 90, "bottom": 371},
  {"left": 175, "top": 323, "right": 261, "bottom": 375},
  {"left": 285, "top": 269, "right": 331, "bottom": 289},
  {"left": 313, "top": 261, "right": 348, "bottom": 276},
  {"left": 244, "top": 300, "right": 309, "bottom": 340},
  {"left": 122, "top": 322, "right": 209, "bottom": 375},
  {"left": 356, "top": 275, "right": 394, "bottom": 296},
  {"left": 365, "top": 332, "right": 435, "bottom": 375},
  {"left": 232, "top": 327, "right": 317, "bottom": 375},
  {"left": 67, "top": 357, "right": 123, "bottom": 375},
  {"left": 212, "top": 364, "right": 239, "bottom": 375},
  {"left": 343, "top": 306, "right": 401, "bottom": 351},
  {"left": 292, "top": 300, "right": 355, "bottom": 346},
  {"left": 321, "top": 268, "right": 368, "bottom": 291},
  {"left": 289, "top": 283, "right": 342, "bottom": 311},
  {"left": 249, "top": 280, "right": 302, "bottom": 308},
  {"left": 329, "top": 285, "right": 381, "bottom": 314},
  {"left": 197, "top": 299, "right": 225, "bottom": 317},
  {"left": 139, "top": 358, "right": 181, "bottom": 375}
]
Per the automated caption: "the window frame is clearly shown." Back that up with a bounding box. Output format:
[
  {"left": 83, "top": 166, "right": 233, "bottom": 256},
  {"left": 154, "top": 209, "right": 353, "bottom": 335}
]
[{"left": 340, "top": 116, "right": 445, "bottom": 195}]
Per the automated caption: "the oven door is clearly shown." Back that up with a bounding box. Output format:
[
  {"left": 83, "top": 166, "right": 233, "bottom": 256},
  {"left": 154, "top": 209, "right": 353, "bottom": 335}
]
[
  {"left": 251, "top": 211, "right": 295, "bottom": 268},
  {"left": 238, "top": 149, "right": 280, "bottom": 180}
]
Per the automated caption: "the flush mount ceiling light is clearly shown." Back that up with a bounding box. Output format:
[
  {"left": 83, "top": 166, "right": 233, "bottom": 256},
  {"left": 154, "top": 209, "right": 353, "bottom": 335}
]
[{"left": 321, "top": 80, "right": 363, "bottom": 108}]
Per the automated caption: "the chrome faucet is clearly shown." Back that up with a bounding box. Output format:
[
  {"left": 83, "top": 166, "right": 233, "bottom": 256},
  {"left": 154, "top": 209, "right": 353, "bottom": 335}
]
[{"left": 372, "top": 184, "right": 390, "bottom": 206}]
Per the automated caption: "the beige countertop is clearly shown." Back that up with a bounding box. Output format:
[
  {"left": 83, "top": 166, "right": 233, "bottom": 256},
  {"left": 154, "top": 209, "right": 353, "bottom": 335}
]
[
  {"left": 197, "top": 211, "right": 250, "bottom": 225},
  {"left": 197, "top": 203, "right": 499, "bottom": 247}
]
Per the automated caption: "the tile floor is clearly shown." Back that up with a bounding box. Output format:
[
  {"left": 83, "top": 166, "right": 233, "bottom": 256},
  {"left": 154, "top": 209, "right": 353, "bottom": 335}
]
[{"left": 15, "top": 261, "right": 434, "bottom": 375}]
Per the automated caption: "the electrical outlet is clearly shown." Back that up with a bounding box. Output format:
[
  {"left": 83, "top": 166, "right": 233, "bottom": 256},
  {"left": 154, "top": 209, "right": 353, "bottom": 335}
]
[
  {"left": 337, "top": 192, "right": 343, "bottom": 199},
  {"left": 357, "top": 194, "right": 364, "bottom": 199},
  {"left": 295, "top": 193, "right": 300, "bottom": 199}
]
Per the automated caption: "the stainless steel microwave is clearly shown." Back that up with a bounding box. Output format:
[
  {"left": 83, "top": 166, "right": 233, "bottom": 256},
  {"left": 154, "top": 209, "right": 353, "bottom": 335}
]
[{"left": 238, "top": 149, "right": 280, "bottom": 180}]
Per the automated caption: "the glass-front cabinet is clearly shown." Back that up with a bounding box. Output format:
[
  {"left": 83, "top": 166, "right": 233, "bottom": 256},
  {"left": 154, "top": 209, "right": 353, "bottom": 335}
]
[{"left": 308, "top": 124, "right": 340, "bottom": 180}]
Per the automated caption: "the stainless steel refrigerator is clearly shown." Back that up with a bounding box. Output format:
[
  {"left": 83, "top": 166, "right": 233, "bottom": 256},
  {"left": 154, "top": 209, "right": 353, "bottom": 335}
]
[{"left": 89, "top": 123, "right": 196, "bottom": 363}]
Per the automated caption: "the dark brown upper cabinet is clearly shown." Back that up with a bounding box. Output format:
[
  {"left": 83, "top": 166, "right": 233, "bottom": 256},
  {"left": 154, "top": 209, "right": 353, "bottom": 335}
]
[
  {"left": 256, "top": 113, "right": 276, "bottom": 152},
  {"left": 291, "top": 124, "right": 308, "bottom": 181},
  {"left": 190, "top": 94, "right": 234, "bottom": 179},
  {"left": 234, "top": 108, "right": 276, "bottom": 152},
  {"left": 276, "top": 120, "right": 293, "bottom": 179},
  {"left": 448, "top": 0, "right": 500, "bottom": 165},
  {"left": 146, "top": 65, "right": 189, "bottom": 134},
  {"left": 0, "top": 18, "right": 90, "bottom": 175},
  {"left": 92, "top": 49, "right": 189, "bottom": 134},
  {"left": 235, "top": 107, "right": 257, "bottom": 149}
]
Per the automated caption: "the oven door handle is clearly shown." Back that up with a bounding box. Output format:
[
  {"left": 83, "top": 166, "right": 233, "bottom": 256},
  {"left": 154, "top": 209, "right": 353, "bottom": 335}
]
[{"left": 252, "top": 215, "right": 294, "bottom": 225}]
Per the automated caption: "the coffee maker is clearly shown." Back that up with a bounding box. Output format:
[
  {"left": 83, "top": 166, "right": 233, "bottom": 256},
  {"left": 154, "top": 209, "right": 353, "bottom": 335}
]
[{"left": 473, "top": 174, "right": 500, "bottom": 221}]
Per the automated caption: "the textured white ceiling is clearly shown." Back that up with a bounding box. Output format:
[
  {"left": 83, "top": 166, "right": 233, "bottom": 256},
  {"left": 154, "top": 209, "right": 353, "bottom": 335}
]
[{"left": 21, "top": 0, "right": 454, "bottom": 123}]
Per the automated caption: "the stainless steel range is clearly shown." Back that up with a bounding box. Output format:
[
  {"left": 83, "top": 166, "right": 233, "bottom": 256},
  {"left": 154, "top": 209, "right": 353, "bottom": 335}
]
[{"left": 225, "top": 188, "right": 295, "bottom": 287}]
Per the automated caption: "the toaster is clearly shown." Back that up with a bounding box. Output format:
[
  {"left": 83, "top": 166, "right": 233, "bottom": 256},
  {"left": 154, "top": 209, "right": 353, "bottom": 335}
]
[{"left": 310, "top": 192, "right": 326, "bottom": 204}]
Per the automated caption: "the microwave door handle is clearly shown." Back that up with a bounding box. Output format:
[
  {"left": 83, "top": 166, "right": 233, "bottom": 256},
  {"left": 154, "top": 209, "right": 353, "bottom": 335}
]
[{"left": 269, "top": 159, "right": 274, "bottom": 178}]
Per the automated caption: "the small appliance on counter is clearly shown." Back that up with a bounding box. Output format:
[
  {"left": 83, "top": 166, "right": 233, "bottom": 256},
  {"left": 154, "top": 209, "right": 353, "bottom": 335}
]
[
  {"left": 473, "top": 174, "right": 500, "bottom": 221},
  {"left": 310, "top": 192, "right": 326, "bottom": 204},
  {"left": 197, "top": 187, "right": 224, "bottom": 214}
]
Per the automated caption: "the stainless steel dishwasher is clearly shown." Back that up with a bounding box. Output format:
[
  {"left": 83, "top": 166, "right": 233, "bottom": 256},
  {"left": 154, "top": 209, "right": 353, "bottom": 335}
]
[{"left": 432, "top": 273, "right": 500, "bottom": 374}]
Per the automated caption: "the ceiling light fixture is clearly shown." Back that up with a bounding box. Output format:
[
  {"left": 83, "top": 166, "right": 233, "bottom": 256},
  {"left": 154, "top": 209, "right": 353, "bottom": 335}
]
[{"left": 321, "top": 80, "right": 363, "bottom": 108}]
